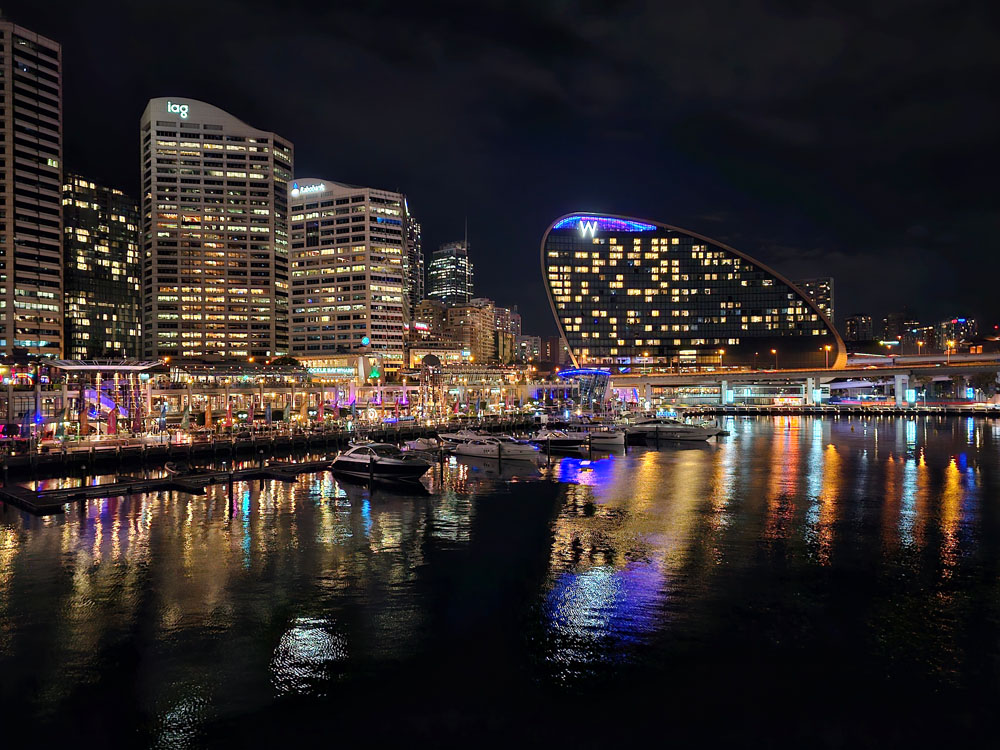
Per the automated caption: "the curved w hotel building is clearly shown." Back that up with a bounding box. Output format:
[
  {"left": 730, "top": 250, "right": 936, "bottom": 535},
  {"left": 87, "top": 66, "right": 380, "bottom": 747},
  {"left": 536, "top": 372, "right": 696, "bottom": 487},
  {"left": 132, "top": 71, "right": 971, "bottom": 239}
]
[{"left": 542, "top": 213, "right": 845, "bottom": 370}]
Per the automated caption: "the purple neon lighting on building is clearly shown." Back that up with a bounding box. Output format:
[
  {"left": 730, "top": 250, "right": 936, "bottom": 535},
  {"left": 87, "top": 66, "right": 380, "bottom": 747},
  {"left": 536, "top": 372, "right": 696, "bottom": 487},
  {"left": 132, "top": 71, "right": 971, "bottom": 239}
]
[{"left": 552, "top": 215, "right": 657, "bottom": 232}]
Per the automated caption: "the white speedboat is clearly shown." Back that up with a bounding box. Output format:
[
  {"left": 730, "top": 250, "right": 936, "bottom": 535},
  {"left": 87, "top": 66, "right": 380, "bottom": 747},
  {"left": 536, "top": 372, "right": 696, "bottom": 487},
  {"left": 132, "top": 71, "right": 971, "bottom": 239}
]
[
  {"left": 528, "top": 428, "right": 586, "bottom": 450},
  {"left": 438, "top": 429, "right": 487, "bottom": 445},
  {"left": 561, "top": 428, "right": 626, "bottom": 447},
  {"left": 331, "top": 443, "right": 431, "bottom": 481},
  {"left": 452, "top": 436, "right": 539, "bottom": 460},
  {"left": 404, "top": 436, "right": 449, "bottom": 452},
  {"left": 624, "top": 417, "right": 715, "bottom": 441}
]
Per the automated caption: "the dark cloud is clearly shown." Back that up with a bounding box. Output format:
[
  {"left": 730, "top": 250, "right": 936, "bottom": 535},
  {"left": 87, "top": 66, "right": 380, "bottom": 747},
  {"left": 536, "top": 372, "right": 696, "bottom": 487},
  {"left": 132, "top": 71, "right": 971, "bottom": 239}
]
[{"left": 18, "top": 0, "right": 1000, "bottom": 333}]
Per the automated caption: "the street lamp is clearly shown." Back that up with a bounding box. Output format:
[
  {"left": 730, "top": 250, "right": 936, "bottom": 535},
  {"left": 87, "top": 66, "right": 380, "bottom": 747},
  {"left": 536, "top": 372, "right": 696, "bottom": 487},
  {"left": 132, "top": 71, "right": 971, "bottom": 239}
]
[
  {"left": 642, "top": 351, "right": 649, "bottom": 375},
  {"left": 823, "top": 344, "right": 831, "bottom": 368},
  {"left": 718, "top": 348, "right": 725, "bottom": 369},
  {"left": 917, "top": 340, "right": 924, "bottom": 357},
  {"left": 771, "top": 348, "right": 778, "bottom": 370},
  {"left": 754, "top": 351, "right": 759, "bottom": 370},
  {"left": 947, "top": 340, "right": 955, "bottom": 365}
]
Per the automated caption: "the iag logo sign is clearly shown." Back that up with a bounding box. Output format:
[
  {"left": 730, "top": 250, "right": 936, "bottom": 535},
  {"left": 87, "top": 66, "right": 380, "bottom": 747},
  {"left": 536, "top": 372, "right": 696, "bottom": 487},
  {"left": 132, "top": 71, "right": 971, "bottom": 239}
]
[{"left": 166, "top": 100, "right": 189, "bottom": 119}]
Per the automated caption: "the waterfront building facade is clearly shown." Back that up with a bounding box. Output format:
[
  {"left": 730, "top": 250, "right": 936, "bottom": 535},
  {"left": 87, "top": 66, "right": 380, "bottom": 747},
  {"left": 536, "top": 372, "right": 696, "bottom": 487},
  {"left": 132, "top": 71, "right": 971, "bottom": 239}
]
[
  {"left": 793, "top": 277, "right": 834, "bottom": 323},
  {"left": 140, "top": 97, "right": 293, "bottom": 359},
  {"left": 0, "top": 20, "right": 62, "bottom": 356},
  {"left": 427, "top": 240, "right": 473, "bottom": 304},
  {"left": 288, "top": 178, "right": 406, "bottom": 372},
  {"left": 407, "top": 341, "right": 472, "bottom": 368},
  {"left": 542, "top": 213, "right": 845, "bottom": 370},
  {"left": 62, "top": 176, "right": 141, "bottom": 358}
]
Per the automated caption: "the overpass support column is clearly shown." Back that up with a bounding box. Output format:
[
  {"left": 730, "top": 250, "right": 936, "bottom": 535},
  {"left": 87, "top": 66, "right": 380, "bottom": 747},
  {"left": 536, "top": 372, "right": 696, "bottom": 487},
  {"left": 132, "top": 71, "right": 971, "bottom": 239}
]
[
  {"left": 720, "top": 380, "right": 728, "bottom": 406},
  {"left": 804, "top": 377, "right": 815, "bottom": 405},
  {"left": 894, "top": 374, "right": 908, "bottom": 407}
]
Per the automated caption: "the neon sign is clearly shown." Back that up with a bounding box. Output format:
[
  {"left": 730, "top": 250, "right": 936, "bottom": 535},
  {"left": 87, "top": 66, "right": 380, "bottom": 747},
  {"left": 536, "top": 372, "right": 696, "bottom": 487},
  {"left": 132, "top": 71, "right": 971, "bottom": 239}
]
[
  {"left": 290, "top": 182, "right": 326, "bottom": 198},
  {"left": 552, "top": 214, "right": 657, "bottom": 233},
  {"left": 166, "top": 101, "right": 189, "bottom": 119}
]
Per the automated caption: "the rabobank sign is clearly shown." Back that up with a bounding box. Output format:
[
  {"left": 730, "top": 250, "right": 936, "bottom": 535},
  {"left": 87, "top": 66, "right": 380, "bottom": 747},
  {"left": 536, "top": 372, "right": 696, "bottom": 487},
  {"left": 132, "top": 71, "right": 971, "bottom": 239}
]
[
  {"left": 290, "top": 182, "right": 326, "bottom": 198},
  {"left": 166, "top": 100, "right": 189, "bottom": 119}
]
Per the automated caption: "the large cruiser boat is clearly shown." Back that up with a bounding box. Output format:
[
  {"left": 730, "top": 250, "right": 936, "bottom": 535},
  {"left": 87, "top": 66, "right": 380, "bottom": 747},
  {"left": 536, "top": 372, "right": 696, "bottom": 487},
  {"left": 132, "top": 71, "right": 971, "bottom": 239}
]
[
  {"left": 331, "top": 443, "right": 431, "bottom": 481},
  {"left": 528, "top": 428, "right": 586, "bottom": 450},
  {"left": 452, "top": 436, "right": 539, "bottom": 460},
  {"left": 624, "top": 417, "right": 716, "bottom": 442}
]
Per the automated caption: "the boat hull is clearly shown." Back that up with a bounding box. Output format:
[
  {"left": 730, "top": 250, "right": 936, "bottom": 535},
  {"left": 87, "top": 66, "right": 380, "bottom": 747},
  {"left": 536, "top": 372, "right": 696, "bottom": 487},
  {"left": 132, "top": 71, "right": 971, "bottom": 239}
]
[{"left": 331, "top": 457, "right": 430, "bottom": 481}]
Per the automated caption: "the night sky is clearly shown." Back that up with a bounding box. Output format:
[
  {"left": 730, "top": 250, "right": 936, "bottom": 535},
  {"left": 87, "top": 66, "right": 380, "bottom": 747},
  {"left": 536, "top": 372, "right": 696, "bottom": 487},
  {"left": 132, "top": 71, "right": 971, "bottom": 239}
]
[{"left": 19, "top": 0, "right": 1000, "bottom": 336}]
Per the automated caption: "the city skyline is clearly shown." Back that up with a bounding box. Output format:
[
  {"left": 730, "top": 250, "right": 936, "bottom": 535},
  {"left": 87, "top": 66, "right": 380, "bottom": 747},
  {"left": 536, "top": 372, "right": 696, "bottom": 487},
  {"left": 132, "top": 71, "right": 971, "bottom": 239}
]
[{"left": 10, "top": 3, "right": 999, "bottom": 339}]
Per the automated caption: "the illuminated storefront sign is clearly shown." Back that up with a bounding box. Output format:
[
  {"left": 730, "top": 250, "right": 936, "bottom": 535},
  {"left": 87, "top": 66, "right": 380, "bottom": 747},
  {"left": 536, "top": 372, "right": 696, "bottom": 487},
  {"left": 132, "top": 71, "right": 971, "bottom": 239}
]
[
  {"left": 290, "top": 182, "right": 326, "bottom": 198},
  {"left": 166, "top": 100, "right": 189, "bottom": 119},
  {"left": 551, "top": 214, "right": 657, "bottom": 234}
]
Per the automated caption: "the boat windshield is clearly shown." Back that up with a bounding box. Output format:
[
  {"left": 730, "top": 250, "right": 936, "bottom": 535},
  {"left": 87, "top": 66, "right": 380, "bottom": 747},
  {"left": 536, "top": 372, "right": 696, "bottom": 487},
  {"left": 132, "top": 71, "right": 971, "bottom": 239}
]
[{"left": 370, "top": 445, "right": 401, "bottom": 457}]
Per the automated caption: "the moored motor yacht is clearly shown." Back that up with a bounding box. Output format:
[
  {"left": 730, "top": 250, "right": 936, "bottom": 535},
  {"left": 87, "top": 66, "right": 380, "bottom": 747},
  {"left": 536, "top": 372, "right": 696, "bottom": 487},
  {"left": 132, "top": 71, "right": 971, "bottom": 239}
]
[
  {"left": 528, "top": 428, "right": 586, "bottom": 450},
  {"left": 331, "top": 443, "right": 431, "bottom": 481},
  {"left": 403, "top": 436, "right": 450, "bottom": 452},
  {"left": 561, "top": 428, "right": 626, "bottom": 447},
  {"left": 624, "top": 417, "right": 716, "bottom": 441},
  {"left": 437, "top": 429, "right": 488, "bottom": 445},
  {"left": 452, "top": 436, "right": 539, "bottom": 459}
]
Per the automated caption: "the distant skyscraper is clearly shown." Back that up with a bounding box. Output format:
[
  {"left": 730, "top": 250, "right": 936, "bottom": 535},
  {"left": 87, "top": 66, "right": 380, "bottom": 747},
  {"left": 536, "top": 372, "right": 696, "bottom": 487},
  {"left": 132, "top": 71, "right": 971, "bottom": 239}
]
[
  {"left": 881, "top": 311, "right": 907, "bottom": 341},
  {"left": 793, "top": 277, "right": 835, "bottom": 322},
  {"left": 937, "top": 317, "right": 977, "bottom": 345},
  {"left": 62, "top": 176, "right": 141, "bottom": 359},
  {"left": 288, "top": 179, "right": 406, "bottom": 371},
  {"left": 403, "top": 207, "right": 424, "bottom": 315},
  {"left": 0, "top": 19, "right": 63, "bottom": 356},
  {"left": 427, "top": 240, "right": 473, "bottom": 304},
  {"left": 140, "top": 97, "right": 293, "bottom": 359},
  {"left": 843, "top": 314, "right": 874, "bottom": 342}
]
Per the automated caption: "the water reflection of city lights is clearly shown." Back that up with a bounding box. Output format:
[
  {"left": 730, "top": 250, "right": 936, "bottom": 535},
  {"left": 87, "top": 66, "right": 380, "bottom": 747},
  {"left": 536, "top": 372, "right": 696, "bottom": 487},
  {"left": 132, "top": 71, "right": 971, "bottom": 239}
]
[{"left": 271, "top": 617, "right": 348, "bottom": 696}]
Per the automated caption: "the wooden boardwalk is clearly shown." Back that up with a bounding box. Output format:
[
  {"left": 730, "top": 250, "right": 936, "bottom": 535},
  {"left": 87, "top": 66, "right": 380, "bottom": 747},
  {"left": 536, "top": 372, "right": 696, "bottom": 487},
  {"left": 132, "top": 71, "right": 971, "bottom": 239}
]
[{"left": 0, "top": 459, "right": 333, "bottom": 516}]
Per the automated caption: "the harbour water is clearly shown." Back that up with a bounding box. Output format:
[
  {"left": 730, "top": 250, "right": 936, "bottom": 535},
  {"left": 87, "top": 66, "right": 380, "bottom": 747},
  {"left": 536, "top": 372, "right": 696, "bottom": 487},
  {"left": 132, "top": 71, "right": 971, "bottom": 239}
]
[{"left": 2, "top": 416, "right": 1000, "bottom": 747}]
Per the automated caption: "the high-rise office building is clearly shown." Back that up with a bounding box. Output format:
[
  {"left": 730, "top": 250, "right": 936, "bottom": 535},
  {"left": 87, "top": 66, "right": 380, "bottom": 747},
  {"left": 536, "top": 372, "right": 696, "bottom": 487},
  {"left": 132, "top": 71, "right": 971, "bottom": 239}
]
[
  {"left": 793, "top": 277, "right": 835, "bottom": 323},
  {"left": 288, "top": 178, "right": 406, "bottom": 371},
  {"left": 403, "top": 207, "right": 423, "bottom": 315},
  {"left": 0, "top": 19, "right": 63, "bottom": 357},
  {"left": 843, "top": 313, "right": 874, "bottom": 341},
  {"left": 445, "top": 303, "right": 495, "bottom": 363},
  {"left": 140, "top": 97, "right": 293, "bottom": 359},
  {"left": 62, "top": 176, "right": 141, "bottom": 358},
  {"left": 427, "top": 240, "right": 473, "bottom": 304}
]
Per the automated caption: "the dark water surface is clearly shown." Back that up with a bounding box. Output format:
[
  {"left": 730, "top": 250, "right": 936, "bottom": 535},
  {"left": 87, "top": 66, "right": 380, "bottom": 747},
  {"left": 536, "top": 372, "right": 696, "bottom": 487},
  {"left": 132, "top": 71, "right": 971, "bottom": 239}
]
[{"left": 3, "top": 416, "right": 1000, "bottom": 747}]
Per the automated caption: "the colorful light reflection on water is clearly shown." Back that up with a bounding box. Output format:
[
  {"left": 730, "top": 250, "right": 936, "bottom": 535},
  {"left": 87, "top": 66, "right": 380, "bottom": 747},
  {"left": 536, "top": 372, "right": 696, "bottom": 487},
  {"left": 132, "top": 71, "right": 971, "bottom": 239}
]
[{"left": 1, "top": 416, "right": 1000, "bottom": 746}]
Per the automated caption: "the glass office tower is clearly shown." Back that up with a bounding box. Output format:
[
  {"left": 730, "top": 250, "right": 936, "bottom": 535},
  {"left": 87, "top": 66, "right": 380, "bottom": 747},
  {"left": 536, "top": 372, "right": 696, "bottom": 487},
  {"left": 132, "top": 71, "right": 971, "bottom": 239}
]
[{"left": 542, "top": 213, "right": 844, "bottom": 370}]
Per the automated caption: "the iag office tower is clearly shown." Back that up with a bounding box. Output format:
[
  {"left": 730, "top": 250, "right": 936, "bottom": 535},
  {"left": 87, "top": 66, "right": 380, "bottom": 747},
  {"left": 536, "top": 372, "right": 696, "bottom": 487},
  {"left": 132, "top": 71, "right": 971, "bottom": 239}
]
[
  {"left": 542, "top": 213, "right": 845, "bottom": 371},
  {"left": 140, "top": 97, "right": 293, "bottom": 359}
]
